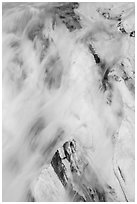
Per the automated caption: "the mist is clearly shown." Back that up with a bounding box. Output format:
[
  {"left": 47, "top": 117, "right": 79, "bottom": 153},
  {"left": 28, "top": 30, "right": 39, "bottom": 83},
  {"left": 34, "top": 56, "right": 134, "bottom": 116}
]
[{"left": 2, "top": 2, "right": 135, "bottom": 202}]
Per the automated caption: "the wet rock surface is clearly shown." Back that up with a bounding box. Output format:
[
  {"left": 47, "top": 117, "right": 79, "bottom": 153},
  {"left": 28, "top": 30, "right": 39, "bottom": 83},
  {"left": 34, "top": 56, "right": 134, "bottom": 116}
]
[
  {"left": 51, "top": 139, "right": 107, "bottom": 202},
  {"left": 55, "top": 3, "right": 82, "bottom": 32}
]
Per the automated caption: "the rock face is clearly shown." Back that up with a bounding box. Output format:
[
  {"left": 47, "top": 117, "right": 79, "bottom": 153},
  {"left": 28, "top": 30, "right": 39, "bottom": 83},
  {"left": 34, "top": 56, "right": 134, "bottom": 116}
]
[
  {"left": 51, "top": 139, "right": 106, "bottom": 202},
  {"left": 2, "top": 2, "right": 135, "bottom": 202},
  {"left": 55, "top": 3, "right": 82, "bottom": 32}
]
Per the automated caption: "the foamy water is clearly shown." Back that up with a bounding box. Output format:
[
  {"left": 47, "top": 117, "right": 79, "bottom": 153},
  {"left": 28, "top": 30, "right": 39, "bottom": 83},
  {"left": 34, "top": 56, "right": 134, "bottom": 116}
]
[{"left": 2, "top": 2, "right": 135, "bottom": 202}]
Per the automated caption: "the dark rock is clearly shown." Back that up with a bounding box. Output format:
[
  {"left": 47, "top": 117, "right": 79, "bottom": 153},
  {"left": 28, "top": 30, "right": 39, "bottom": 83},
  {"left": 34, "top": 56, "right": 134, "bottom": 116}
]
[
  {"left": 130, "top": 31, "right": 135, "bottom": 37},
  {"left": 50, "top": 139, "right": 110, "bottom": 202},
  {"left": 117, "top": 22, "right": 127, "bottom": 34},
  {"left": 55, "top": 3, "right": 82, "bottom": 32},
  {"left": 51, "top": 150, "right": 68, "bottom": 187},
  {"left": 88, "top": 44, "right": 100, "bottom": 64}
]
